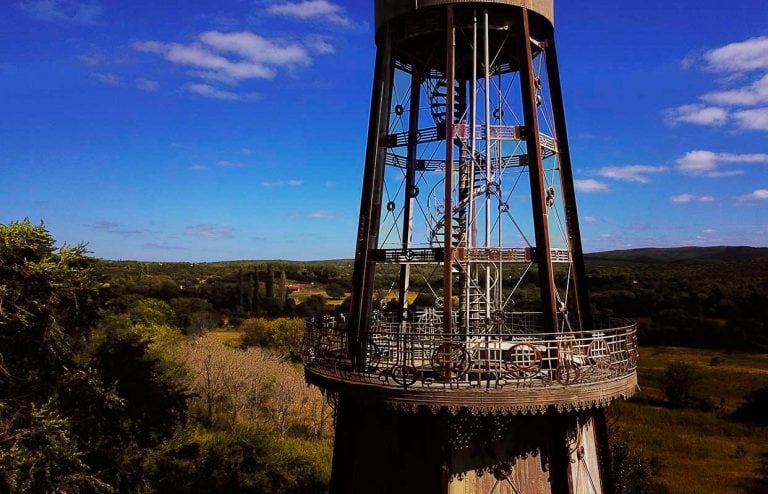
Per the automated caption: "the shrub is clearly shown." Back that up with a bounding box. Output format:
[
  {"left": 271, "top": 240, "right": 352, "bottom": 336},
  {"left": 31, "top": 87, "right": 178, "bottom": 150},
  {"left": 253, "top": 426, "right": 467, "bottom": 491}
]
[
  {"left": 661, "top": 362, "right": 700, "bottom": 409},
  {"left": 325, "top": 282, "right": 346, "bottom": 299},
  {"left": 610, "top": 430, "right": 667, "bottom": 494},
  {"left": 146, "top": 426, "right": 330, "bottom": 494}
]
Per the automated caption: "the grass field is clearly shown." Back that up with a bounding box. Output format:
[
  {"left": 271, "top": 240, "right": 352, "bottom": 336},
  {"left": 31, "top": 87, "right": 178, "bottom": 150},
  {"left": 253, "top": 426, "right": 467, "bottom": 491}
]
[{"left": 615, "top": 347, "right": 768, "bottom": 493}]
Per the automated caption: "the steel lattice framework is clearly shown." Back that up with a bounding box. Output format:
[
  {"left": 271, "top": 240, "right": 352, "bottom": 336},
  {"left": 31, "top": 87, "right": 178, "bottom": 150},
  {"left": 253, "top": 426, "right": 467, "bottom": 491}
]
[{"left": 303, "top": 2, "right": 638, "bottom": 493}]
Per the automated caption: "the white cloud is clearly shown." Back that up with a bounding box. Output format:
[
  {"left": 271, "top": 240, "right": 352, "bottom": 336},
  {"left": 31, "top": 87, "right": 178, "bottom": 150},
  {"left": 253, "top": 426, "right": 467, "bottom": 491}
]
[
  {"left": 134, "top": 31, "right": 311, "bottom": 84},
  {"left": 676, "top": 150, "right": 768, "bottom": 177},
  {"left": 89, "top": 221, "right": 146, "bottom": 236},
  {"left": 217, "top": 160, "right": 248, "bottom": 168},
  {"left": 597, "top": 165, "right": 668, "bottom": 183},
  {"left": 267, "top": 0, "right": 353, "bottom": 27},
  {"left": 144, "top": 242, "right": 186, "bottom": 251},
  {"left": 199, "top": 31, "right": 310, "bottom": 67},
  {"left": 664, "top": 104, "right": 728, "bottom": 126},
  {"left": 574, "top": 179, "right": 609, "bottom": 193},
  {"left": 733, "top": 108, "right": 768, "bottom": 131},
  {"left": 16, "top": 0, "right": 102, "bottom": 25},
  {"left": 186, "top": 224, "right": 234, "bottom": 239},
  {"left": 90, "top": 71, "right": 121, "bottom": 86},
  {"left": 583, "top": 215, "right": 599, "bottom": 223},
  {"left": 736, "top": 189, "right": 768, "bottom": 202},
  {"left": 262, "top": 179, "right": 304, "bottom": 187},
  {"left": 186, "top": 83, "right": 257, "bottom": 101},
  {"left": 701, "top": 74, "right": 768, "bottom": 106},
  {"left": 702, "top": 36, "right": 768, "bottom": 73},
  {"left": 79, "top": 53, "right": 105, "bottom": 66},
  {"left": 290, "top": 209, "right": 337, "bottom": 219},
  {"left": 305, "top": 35, "right": 336, "bottom": 54},
  {"left": 670, "top": 194, "right": 715, "bottom": 204},
  {"left": 670, "top": 36, "right": 768, "bottom": 133},
  {"left": 188, "top": 164, "right": 209, "bottom": 171},
  {"left": 135, "top": 78, "right": 159, "bottom": 92}
]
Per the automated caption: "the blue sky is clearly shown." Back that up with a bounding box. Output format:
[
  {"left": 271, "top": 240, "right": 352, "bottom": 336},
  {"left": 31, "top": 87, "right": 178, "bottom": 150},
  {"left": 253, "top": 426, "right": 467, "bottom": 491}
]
[{"left": 1, "top": 0, "right": 766, "bottom": 261}]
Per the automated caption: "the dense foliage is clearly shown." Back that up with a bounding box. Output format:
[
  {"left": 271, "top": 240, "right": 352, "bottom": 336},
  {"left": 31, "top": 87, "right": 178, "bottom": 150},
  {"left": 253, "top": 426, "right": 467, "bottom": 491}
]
[
  {"left": 0, "top": 220, "right": 189, "bottom": 492},
  {"left": 0, "top": 221, "right": 331, "bottom": 493},
  {"left": 585, "top": 248, "right": 768, "bottom": 351}
]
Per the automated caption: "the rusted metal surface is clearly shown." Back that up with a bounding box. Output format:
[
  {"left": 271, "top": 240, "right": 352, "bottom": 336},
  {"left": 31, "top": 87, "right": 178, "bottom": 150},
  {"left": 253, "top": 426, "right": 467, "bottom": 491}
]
[
  {"left": 303, "top": 315, "right": 638, "bottom": 413},
  {"left": 348, "top": 27, "right": 394, "bottom": 368},
  {"left": 518, "top": 8, "right": 558, "bottom": 335},
  {"left": 375, "top": 0, "right": 555, "bottom": 31},
  {"left": 544, "top": 35, "right": 593, "bottom": 335}
]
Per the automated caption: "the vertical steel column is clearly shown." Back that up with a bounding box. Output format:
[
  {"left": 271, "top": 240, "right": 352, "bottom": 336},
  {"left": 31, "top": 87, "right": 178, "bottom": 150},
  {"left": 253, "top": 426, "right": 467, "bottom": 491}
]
[
  {"left": 466, "top": 10, "right": 478, "bottom": 332},
  {"left": 398, "top": 71, "right": 422, "bottom": 317},
  {"left": 348, "top": 26, "right": 395, "bottom": 366},
  {"left": 483, "top": 9, "right": 492, "bottom": 321},
  {"left": 518, "top": 9, "right": 559, "bottom": 333},
  {"left": 443, "top": 5, "right": 455, "bottom": 334},
  {"left": 544, "top": 36, "right": 593, "bottom": 333},
  {"left": 593, "top": 408, "right": 616, "bottom": 494}
]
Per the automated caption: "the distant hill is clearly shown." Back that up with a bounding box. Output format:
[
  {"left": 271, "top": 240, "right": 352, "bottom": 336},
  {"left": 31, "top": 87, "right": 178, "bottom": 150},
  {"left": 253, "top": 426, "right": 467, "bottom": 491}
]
[{"left": 585, "top": 246, "right": 768, "bottom": 264}]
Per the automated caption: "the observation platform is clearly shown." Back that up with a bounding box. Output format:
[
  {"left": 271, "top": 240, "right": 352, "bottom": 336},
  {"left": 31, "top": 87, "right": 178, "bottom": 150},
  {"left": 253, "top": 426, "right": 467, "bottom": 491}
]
[{"left": 303, "top": 314, "right": 638, "bottom": 415}]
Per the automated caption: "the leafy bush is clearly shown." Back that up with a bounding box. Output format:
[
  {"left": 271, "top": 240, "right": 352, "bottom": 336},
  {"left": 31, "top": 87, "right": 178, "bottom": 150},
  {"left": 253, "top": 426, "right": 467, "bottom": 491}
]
[
  {"left": 324, "top": 282, "right": 346, "bottom": 299},
  {"left": 661, "top": 362, "right": 700, "bottom": 409},
  {"left": 610, "top": 430, "right": 667, "bottom": 494},
  {"left": 0, "top": 220, "right": 189, "bottom": 492},
  {"left": 241, "top": 318, "right": 304, "bottom": 360},
  {"left": 146, "top": 427, "right": 330, "bottom": 493}
]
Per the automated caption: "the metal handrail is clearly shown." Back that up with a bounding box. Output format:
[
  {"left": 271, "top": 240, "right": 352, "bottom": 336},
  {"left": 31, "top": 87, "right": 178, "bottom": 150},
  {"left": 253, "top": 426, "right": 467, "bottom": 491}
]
[{"left": 303, "top": 315, "right": 638, "bottom": 392}]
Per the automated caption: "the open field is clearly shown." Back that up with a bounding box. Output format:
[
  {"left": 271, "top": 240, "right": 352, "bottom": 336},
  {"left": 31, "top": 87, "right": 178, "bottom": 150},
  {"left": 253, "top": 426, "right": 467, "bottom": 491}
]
[{"left": 615, "top": 346, "right": 768, "bottom": 493}]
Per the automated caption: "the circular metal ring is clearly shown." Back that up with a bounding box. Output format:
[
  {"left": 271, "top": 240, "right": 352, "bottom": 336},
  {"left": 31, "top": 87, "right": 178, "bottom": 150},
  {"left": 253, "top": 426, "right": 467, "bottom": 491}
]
[
  {"left": 493, "top": 108, "right": 504, "bottom": 120},
  {"left": 410, "top": 186, "right": 419, "bottom": 198},
  {"left": 587, "top": 338, "right": 611, "bottom": 369},
  {"left": 487, "top": 181, "right": 501, "bottom": 196},
  {"left": 556, "top": 361, "right": 581, "bottom": 385},
  {"left": 503, "top": 343, "right": 542, "bottom": 378},
  {"left": 386, "top": 201, "right": 396, "bottom": 212},
  {"left": 435, "top": 297, "right": 444, "bottom": 309},
  {"left": 394, "top": 104, "right": 405, "bottom": 116},
  {"left": 430, "top": 342, "right": 471, "bottom": 378},
  {"left": 390, "top": 365, "right": 418, "bottom": 386}
]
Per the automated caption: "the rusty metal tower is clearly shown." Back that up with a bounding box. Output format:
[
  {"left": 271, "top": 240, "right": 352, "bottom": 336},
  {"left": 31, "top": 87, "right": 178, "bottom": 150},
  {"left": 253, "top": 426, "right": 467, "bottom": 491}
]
[{"left": 303, "top": 1, "right": 638, "bottom": 492}]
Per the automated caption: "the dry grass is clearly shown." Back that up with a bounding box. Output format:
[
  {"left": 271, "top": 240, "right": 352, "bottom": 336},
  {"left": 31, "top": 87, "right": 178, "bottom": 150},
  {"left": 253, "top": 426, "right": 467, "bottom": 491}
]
[
  {"left": 615, "top": 346, "right": 768, "bottom": 493},
  {"left": 208, "top": 330, "right": 244, "bottom": 347}
]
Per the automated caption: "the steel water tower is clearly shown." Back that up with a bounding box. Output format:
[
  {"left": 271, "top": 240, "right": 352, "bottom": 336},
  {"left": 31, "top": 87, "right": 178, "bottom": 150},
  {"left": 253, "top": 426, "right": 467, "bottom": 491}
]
[{"left": 303, "top": 1, "right": 638, "bottom": 492}]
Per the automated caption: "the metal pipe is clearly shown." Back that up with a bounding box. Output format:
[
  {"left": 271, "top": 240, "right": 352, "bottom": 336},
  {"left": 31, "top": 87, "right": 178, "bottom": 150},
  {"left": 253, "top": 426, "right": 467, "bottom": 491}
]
[
  {"left": 443, "top": 5, "right": 455, "bottom": 334},
  {"left": 483, "top": 8, "right": 492, "bottom": 322},
  {"left": 466, "top": 9, "right": 478, "bottom": 332},
  {"left": 398, "top": 70, "right": 422, "bottom": 319}
]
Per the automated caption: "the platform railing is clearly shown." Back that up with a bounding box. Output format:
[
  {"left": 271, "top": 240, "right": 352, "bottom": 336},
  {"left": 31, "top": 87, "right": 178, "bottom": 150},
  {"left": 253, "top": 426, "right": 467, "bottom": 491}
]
[{"left": 302, "top": 315, "right": 638, "bottom": 391}]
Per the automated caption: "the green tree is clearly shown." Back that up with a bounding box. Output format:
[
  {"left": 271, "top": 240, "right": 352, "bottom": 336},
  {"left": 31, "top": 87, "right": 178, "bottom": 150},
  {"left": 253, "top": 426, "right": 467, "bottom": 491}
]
[
  {"left": 0, "top": 220, "right": 107, "bottom": 491},
  {"left": 0, "top": 220, "right": 189, "bottom": 492},
  {"left": 661, "top": 362, "right": 700, "bottom": 409}
]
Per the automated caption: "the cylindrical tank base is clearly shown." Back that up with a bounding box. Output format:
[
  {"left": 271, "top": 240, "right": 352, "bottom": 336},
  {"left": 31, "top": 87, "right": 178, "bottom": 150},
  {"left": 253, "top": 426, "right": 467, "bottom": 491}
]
[{"left": 329, "top": 395, "right": 606, "bottom": 494}]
